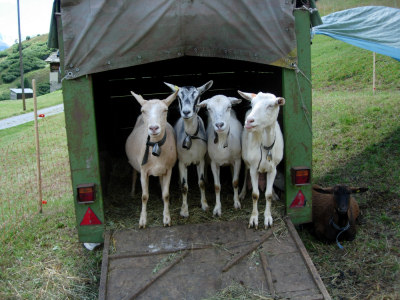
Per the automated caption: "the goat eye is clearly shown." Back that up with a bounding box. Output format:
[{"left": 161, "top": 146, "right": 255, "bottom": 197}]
[{"left": 226, "top": 106, "right": 231, "bottom": 111}]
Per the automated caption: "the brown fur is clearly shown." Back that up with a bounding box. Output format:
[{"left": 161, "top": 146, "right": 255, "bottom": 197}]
[{"left": 312, "top": 184, "right": 366, "bottom": 242}]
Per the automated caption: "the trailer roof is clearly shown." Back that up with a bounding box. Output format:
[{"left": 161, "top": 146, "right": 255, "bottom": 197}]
[{"left": 49, "top": 0, "right": 302, "bottom": 79}]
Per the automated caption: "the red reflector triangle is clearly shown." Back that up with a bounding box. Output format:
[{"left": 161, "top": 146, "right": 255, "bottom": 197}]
[
  {"left": 80, "top": 207, "right": 102, "bottom": 225},
  {"left": 290, "top": 190, "right": 306, "bottom": 208}
]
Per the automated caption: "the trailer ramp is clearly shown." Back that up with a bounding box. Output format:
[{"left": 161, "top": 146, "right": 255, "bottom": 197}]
[{"left": 99, "top": 218, "right": 330, "bottom": 300}]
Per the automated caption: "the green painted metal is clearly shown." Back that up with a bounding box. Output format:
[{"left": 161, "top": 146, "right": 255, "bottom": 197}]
[
  {"left": 62, "top": 77, "right": 105, "bottom": 243},
  {"left": 57, "top": 15, "right": 105, "bottom": 243},
  {"left": 282, "top": 10, "right": 313, "bottom": 224}
]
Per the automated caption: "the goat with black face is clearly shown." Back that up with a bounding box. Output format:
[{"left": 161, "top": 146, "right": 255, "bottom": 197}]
[
  {"left": 312, "top": 184, "right": 368, "bottom": 248},
  {"left": 165, "top": 81, "right": 213, "bottom": 217}
]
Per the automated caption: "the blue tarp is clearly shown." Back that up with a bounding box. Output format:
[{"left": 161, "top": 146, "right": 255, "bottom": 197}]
[{"left": 312, "top": 6, "right": 400, "bottom": 61}]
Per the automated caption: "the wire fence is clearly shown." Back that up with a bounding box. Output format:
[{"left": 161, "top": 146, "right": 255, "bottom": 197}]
[{"left": 0, "top": 111, "right": 71, "bottom": 243}]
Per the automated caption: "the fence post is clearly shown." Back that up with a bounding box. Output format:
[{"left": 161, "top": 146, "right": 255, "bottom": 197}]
[
  {"left": 33, "top": 79, "right": 43, "bottom": 213},
  {"left": 373, "top": 52, "right": 376, "bottom": 95}
]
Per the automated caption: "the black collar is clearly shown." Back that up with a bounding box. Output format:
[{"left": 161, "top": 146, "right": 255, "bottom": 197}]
[
  {"left": 183, "top": 117, "right": 207, "bottom": 149},
  {"left": 257, "top": 136, "right": 276, "bottom": 171},
  {"left": 263, "top": 138, "right": 275, "bottom": 161},
  {"left": 142, "top": 131, "right": 167, "bottom": 165}
]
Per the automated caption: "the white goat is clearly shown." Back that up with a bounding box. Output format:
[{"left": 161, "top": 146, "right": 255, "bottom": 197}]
[
  {"left": 125, "top": 91, "right": 178, "bottom": 228},
  {"left": 197, "top": 95, "right": 242, "bottom": 216},
  {"left": 238, "top": 91, "right": 285, "bottom": 229},
  {"left": 164, "top": 81, "right": 213, "bottom": 217}
]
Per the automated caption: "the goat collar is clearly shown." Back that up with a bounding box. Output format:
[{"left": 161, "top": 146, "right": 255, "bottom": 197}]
[
  {"left": 329, "top": 217, "right": 350, "bottom": 250},
  {"left": 214, "top": 127, "right": 230, "bottom": 148},
  {"left": 183, "top": 116, "right": 207, "bottom": 150},
  {"left": 256, "top": 136, "right": 276, "bottom": 171},
  {"left": 263, "top": 138, "right": 275, "bottom": 162},
  {"left": 141, "top": 131, "right": 167, "bottom": 165}
]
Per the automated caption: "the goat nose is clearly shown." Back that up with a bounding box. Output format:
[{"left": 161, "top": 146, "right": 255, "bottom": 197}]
[
  {"left": 149, "top": 125, "right": 159, "bottom": 132},
  {"left": 247, "top": 117, "right": 255, "bottom": 124},
  {"left": 182, "top": 110, "right": 191, "bottom": 116},
  {"left": 216, "top": 122, "right": 224, "bottom": 129}
]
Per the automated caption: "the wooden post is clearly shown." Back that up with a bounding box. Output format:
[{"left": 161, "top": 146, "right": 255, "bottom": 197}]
[
  {"left": 33, "top": 79, "right": 43, "bottom": 213},
  {"left": 373, "top": 52, "right": 376, "bottom": 95}
]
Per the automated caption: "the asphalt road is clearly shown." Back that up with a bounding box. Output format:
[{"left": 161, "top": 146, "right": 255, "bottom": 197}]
[{"left": 0, "top": 104, "right": 64, "bottom": 130}]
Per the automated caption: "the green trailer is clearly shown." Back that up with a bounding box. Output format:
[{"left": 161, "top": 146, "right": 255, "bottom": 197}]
[{"left": 49, "top": 0, "right": 321, "bottom": 244}]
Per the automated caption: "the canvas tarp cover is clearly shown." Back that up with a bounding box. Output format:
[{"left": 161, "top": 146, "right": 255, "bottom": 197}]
[
  {"left": 58, "top": 0, "right": 297, "bottom": 79},
  {"left": 313, "top": 6, "right": 400, "bottom": 61}
]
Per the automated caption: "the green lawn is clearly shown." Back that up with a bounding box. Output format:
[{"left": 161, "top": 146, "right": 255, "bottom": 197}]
[{"left": 0, "top": 90, "right": 63, "bottom": 120}]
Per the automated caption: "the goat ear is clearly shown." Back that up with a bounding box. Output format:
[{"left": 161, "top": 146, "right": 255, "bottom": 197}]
[
  {"left": 276, "top": 97, "right": 285, "bottom": 106},
  {"left": 237, "top": 91, "right": 256, "bottom": 101},
  {"left": 196, "top": 99, "right": 209, "bottom": 108},
  {"left": 229, "top": 97, "right": 242, "bottom": 106},
  {"left": 197, "top": 80, "right": 213, "bottom": 95},
  {"left": 164, "top": 82, "right": 179, "bottom": 92},
  {"left": 163, "top": 90, "right": 178, "bottom": 107},
  {"left": 313, "top": 186, "right": 334, "bottom": 194},
  {"left": 350, "top": 187, "right": 368, "bottom": 194},
  {"left": 131, "top": 92, "right": 146, "bottom": 106}
]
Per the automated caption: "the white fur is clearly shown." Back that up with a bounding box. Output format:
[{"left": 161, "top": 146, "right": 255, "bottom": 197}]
[
  {"left": 197, "top": 95, "right": 242, "bottom": 216},
  {"left": 238, "top": 91, "right": 285, "bottom": 229}
]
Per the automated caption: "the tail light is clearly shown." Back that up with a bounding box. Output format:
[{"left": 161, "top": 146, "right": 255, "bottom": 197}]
[
  {"left": 77, "top": 183, "right": 95, "bottom": 203},
  {"left": 291, "top": 166, "right": 311, "bottom": 186}
]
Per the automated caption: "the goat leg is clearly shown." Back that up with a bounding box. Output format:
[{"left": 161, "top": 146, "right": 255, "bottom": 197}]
[
  {"left": 197, "top": 160, "right": 208, "bottom": 211},
  {"left": 232, "top": 159, "right": 241, "bottom": 209},
  {"left": 264, "top": 169, "right": 277, "bottom": 228},
  {"left": 178, "top": 161, "right": 189, "bottom": 217},
  {"left": 139, "top": 172, "right": 149, "bottom": 228},
  {"left": 249, "top": 167, "right": 259, "bottom": 229},
  {"left": 160, "top": 169, "right": 172, "bottom": 226},
  {"left": 211, "top": 161, "right": 222, "bottom": 217}
]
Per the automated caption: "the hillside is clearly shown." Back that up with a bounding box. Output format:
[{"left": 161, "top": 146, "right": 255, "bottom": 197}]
[{"left": 0, "top": 34, "right": 55, "bottom": 100}]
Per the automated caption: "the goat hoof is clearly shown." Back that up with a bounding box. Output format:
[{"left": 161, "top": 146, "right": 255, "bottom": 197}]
[
  {"left": 264, "top": 216, "right": 273, "bottom": 228},
  {"left": 213, "top": 207, "right": 221, "bottom": 217},
  {"left": 248, "top": 216, "right": 258, "bottom": 229},
  {"left": 180, "top": 210, "right": 189, "bottom": 218},
  {"left": 201, "top": 203, "right": 209, "bottom": 211}
]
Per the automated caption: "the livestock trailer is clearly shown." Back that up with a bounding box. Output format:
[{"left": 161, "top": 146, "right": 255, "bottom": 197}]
[{"left": 49, "top": 0, "right": 321, "bottom": 243}]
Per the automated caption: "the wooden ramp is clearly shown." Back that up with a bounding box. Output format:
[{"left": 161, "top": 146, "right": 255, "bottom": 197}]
[{"left": 99, "top": 218, "right": 330, "bottom": 300}]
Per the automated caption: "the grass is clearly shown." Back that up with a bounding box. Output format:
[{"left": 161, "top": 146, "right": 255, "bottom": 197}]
[
  {"left": 0, "top": 198, "right": 102, "bottom": 300},
  {"left": 1, "top": 1, "right": 400, "bottom": 299},
  {"left": 316, "top": 0, "right": 400, "bottom": 16},
  {"left": 0, "top": 89, "right": 63, "bottom": 120}
]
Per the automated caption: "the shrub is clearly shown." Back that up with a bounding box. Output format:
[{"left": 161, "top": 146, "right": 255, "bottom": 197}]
[
  {"left": 0, "top": 92, "right": 9, "bottom": 100},
  {"left": 1, "top": 73, "right": 17, "bottom": 83},
  {"left": 37, "top": 82, "right": 50, "bottom": 96}
]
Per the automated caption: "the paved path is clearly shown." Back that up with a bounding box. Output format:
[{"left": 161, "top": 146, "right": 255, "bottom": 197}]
[{"left": 0, "top": 104, "right": 64, "bottom": 130}]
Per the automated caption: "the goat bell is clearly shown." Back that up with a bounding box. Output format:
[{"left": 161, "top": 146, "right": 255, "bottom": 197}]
[
  {"left": 182, "top": 136, "right": 192, "bottom": 150},
  {"left": 152, "top": 143, "right": 161, "bottom": 157}
]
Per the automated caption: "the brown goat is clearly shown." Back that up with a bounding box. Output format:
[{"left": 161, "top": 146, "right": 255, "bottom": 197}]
[{"left": 312, "top": 184, "right": 368, "bottom": 248}]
